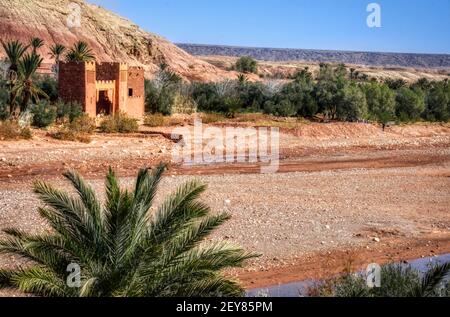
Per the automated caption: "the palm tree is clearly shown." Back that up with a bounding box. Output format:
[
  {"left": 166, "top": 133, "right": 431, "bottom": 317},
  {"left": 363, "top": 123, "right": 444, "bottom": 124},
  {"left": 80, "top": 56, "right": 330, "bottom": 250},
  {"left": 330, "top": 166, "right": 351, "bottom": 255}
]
[
  {"left": 30, "top": 38, "right": 44, "bottom": 54},
  {"left": 65, "top": 41, "right": 95, "bottom": 62},
  {"left": 1, "top": 40, "right": 29, "bottom": 114},
  {"left": 0, "top": 165, "right": 257, "bottom": 297},
  {"left": 49, "top": 44, "right": 66, "bottom": 75},
  {"left": 14, "top": 53, "right": 48, "bottom": 112}
]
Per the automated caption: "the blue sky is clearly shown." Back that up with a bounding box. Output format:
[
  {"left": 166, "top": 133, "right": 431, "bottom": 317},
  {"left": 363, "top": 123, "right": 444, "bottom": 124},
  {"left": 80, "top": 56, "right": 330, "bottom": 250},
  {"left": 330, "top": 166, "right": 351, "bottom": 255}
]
[{"left": 87, "top": 0, "right": 450, "bottom": 54}]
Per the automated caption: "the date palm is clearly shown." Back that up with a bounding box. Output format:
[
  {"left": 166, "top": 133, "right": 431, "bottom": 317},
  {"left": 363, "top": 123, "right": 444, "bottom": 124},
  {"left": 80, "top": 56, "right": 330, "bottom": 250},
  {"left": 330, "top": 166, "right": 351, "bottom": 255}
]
[
  {"left": 30, "top": 38, "right": 44, "bottom": 54},
  {"left": 1, "top": 40, "right": 29, "bottom": 114},
  {"left": 49, "top": 44, "right": 66, "bottom": 75},
  {"left": 14, "top": 52, "right": 48, "bottom": 112},
  {"left": 66, "top": 41, "right": 95, "bottom": 62},
  {"left": 0, "top": 165, "right": 257, "bottom": 297}
]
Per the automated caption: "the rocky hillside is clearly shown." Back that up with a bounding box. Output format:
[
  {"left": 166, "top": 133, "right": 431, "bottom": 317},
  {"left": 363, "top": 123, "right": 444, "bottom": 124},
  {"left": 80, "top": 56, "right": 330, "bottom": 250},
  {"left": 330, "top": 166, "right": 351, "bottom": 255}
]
[
  {"left": 0, "top": 0, "right": 236, "bottom": 81},
  {"left": 178, "top": 43, "right": 450, "bottom": 69}
]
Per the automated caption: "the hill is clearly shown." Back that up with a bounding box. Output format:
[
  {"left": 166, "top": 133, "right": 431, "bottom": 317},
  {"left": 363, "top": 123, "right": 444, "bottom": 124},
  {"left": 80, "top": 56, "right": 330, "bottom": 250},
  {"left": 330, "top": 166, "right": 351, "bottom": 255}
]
[
  {"left": 0, "top": 0, "right": 236, "bottom": 81},
  {"left": 177, "top": 43, "right": 450, "bottom": 69}
]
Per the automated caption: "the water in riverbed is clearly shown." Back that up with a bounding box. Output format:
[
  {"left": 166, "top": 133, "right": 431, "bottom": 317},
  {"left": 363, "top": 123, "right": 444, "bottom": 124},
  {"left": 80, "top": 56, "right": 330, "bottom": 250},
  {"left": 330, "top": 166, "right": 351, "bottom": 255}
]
[{"left": 247, "top": 253, "right": 450, "bottom": 297}]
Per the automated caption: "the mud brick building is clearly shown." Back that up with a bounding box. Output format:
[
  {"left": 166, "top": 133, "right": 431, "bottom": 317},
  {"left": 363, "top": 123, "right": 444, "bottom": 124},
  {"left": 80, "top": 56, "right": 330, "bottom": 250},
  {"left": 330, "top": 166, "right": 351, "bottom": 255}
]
[{"left": 58, "top": 62, "right": 145, "bottom": 118}]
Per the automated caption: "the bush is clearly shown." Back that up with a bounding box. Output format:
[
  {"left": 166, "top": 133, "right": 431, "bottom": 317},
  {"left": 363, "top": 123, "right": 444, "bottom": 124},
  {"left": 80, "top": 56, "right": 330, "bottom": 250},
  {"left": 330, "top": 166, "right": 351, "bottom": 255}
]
[
  {"left": 29, "top": 101, "right": 57, "bottom": 128},
  {"left": 311, "top": 262, "right": 450, "bottom": 297},
  {"left": 55, "top": 100, "right": 83, "bottom": 123},
  {"left": 0, "top": 120, "right": 32, "bottom": 140},
  {"left": 35, "top": 75, "right": 58, "bottom": 102},
  {"left": 363, "top": 82, "right": 396, "bottom": 123},
  {"left": 100, "top": 112, "right": 139, "bottom": 133},
  {"left": 201, "top": 112, "right": 226, "bottom": 124},
  {"left": 424, "top": 81, "right": 450, "bottom": 122},
  {"left": 144, "top": 113, "right": 165, "bottom": 127},
  {"left": 336, "top": 84, "right": 368, "bottom": 121},
  {"left": 50, "top": 114, "right": 96, "bottom": 143},
  {"left": 395, "top": 87, "right": 426, "bottom": 121},
  {"left": 235, "top": 56, "right": 258, "bottom": 74},
  {"left": 0, "top": 80, "right": 9, "bottom": 120}
]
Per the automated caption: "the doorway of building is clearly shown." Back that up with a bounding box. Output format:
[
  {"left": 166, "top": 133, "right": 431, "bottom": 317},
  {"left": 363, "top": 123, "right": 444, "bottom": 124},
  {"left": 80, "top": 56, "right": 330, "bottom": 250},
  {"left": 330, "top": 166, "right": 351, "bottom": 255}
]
[{"left": 97, "top": 90, "right": 113, "bottom": 115}]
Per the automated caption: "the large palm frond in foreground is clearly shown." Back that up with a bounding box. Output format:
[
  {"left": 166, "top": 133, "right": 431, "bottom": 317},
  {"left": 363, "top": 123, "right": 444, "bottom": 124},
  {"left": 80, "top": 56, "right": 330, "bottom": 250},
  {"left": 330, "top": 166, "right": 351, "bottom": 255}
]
[{"left": 0, "top": 164, "right": 258, "bottom": 297}]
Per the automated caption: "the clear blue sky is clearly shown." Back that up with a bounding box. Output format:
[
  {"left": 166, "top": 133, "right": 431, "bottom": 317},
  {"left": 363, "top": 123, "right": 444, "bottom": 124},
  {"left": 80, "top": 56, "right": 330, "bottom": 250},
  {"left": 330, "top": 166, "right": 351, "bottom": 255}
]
[{"left": 87, "top": 0, "right": 450, "bottom": 54}]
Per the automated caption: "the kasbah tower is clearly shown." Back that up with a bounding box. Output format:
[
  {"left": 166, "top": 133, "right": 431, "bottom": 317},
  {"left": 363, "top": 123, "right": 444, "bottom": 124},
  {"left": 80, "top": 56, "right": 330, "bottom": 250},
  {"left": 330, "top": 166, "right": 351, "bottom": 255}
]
[{"left": 58, "top": 61, "right": 145, "bottom": 119}]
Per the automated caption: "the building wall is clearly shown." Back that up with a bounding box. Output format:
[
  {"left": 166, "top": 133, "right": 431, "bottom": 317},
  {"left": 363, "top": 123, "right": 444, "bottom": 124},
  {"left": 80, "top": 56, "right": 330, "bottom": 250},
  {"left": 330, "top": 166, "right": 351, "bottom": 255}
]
[
  {"left": 125, "top": 67, "right": 145, "bottom": 119},
  {"left": 59, "top": 62, "right": 145, "bottom": 119},
  {"left": 85, "top": 62, "right": 97, "bottom": 116},
  {"left": 58, "top": 62, "right": 86, "bottom": 110}
]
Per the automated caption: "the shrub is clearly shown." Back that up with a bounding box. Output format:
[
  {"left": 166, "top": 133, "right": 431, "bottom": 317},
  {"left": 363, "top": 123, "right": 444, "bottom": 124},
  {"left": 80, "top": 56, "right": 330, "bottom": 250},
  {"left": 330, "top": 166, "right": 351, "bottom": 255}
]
[
  {"left": 55, "top": 100, "right": 83, "bottom": 123},
  {"left": 235, "top": 56, "right": 258, "bottom": 74},
  {"left": 35, "top": 75, "right": 58, "bottom": 102},
  {"left": 424, "top": 81, "right": 450, "bottom": 122},
  {"left": 201, "top": 112, "right": 226, "bottom": 124},
  {"left": 100, "top": 112, "right": 139, "bottom": 133},
  {"left": 29, "top": 101, "right": 57, "bottom": 128},
  {"left": 395, "top": 87, "right": 426, "bottom": 121},
  {"left": 336, "top": 84, "right": 368, "bottom": 121},
  {"left": 311, "top": 262, "right": 450, "bottom": 297},
  {"left": 0, "top": 120, "right": 32, "bottom": 140},
  {"left": 363, "top": 82, "right": 396, "bottom": 123},
  {"left": 144, "top": 113, "right": 166, "bottom": 127},
  {"left": 172, "top": 94, "right": 197, "bottom": 114},
  {"left": 50, "top": 114, "right": 96, "bottom": 143}
]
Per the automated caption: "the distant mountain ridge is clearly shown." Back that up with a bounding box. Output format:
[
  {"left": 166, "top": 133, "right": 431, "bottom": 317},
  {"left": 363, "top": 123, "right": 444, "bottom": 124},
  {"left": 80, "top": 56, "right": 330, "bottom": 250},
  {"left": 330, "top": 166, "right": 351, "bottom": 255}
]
[{"left": 177, "top": 44, "right": 450, "bottom": 69}]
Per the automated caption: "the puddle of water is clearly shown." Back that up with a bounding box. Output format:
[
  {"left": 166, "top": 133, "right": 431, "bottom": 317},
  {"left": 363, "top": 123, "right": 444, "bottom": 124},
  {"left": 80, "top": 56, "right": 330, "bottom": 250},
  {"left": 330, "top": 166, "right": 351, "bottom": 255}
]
[{"left": 247, "top": 254, "right": 450, "bottom": 297}]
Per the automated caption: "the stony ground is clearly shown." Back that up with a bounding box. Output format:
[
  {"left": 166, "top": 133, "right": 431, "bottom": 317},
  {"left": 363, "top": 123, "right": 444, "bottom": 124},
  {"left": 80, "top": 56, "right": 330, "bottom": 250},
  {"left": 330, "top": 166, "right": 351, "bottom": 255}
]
[{"left": 0, "top": 122, "right": 449, "bottom": 295}]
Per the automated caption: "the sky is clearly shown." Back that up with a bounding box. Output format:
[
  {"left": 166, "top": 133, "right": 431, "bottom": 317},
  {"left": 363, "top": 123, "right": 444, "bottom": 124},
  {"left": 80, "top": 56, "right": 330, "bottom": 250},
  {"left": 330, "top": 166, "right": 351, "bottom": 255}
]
[{"left": 87, "top": 0, "right": 450, "bottom": 54}]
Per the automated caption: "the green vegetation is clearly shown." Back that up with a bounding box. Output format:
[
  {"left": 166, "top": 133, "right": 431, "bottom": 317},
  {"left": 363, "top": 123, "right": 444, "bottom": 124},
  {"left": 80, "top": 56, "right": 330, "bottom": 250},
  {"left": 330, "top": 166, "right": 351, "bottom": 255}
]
[
  {"left": 0, "top": 165, "right": 257, "bottom": 297},
  {"left": 163, "top": 64, "right": 450, "bottom": 125},
  {"left": 65, "top": 41, "right": 95, "bottom": 62},
  {"left": 50, "top": 114, "right": 96, "bottom": 143},
  {"left": 311, "top": 262, "right": 450, "bottom": 297},
  {"left": 29, "top": 101, "right": 56, "bottom": 128},
  {"left": 100, "top": 112, "right": 139, "bottom": 133},
  {"left": 0, "top": 119, "right": 32, "bottom": 140},
  {"left": 234, "top": 56, "right": 258, "bottom": 74}
]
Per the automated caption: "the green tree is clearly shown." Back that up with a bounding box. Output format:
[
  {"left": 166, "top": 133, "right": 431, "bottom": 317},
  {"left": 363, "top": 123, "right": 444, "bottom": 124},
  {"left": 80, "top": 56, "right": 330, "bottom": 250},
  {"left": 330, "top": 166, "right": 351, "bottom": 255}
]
[
  {"left": 363, "top": 82, "right": 396, "bottom": 123},
  {"left": 1, "top": 40, "right": 29, "bottom": 115},
  {"left": 424, "top": 81, "right": 450, "bottom": 122},
  {"left": 314, "top": 64, "right": 349, "bottom": 120},
  {"left": 49, "top": 44, "right": 66, "bottom": 75},
  {"left": 30, "top": 38, "right": 44, "bottom": 54},
  {"left": 395, "top": 87, "right": 426, "bottom": 121},
  {"left": 145, "top": 64, "right": 181, "bottom": 115},
  {"left": 235, "top": 56, "right": 258, "bottom": 74},
  {"left": 66, "top": 41, "right": 95, "bottom": 62},
  {"left": 0, "top": 165, "right": 258, "bottom": 297},
  {"left": 336, "top": 84, "right": 368, "bottom": 121},
  {"left": 14, "top": 53, "right": 48, "bottom": 112},
  {"left": 278, "top": 68, "right": 318, "bottom": 117}
]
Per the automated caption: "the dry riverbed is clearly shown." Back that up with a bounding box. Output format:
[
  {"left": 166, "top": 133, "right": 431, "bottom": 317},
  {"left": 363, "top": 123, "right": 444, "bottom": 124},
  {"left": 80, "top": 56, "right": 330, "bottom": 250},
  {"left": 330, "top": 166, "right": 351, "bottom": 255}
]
[{"left": 0, "top": 122, "right": 449, "bottom": 295}]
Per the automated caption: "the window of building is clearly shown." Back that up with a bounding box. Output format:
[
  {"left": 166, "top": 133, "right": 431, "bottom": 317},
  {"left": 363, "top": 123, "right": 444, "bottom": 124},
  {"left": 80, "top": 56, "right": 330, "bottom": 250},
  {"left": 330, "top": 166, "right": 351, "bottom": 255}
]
[{"left": 128, "top": 88, "right": 133, "bottom": 97}]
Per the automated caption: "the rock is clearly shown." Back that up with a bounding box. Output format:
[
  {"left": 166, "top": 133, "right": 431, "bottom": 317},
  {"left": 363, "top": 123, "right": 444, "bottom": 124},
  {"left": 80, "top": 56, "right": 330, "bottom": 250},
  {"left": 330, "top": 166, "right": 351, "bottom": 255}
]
[
  {"left": 224, "top": 199, "right": 231, "bottom": 205},
  {"left": 373, "top": 237, "right": 380, "bottom": 243}
]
